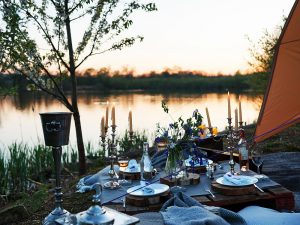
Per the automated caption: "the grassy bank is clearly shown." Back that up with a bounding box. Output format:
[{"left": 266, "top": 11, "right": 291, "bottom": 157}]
[{"left": 244, "top": 123, "right": 300, "bottom": 153}]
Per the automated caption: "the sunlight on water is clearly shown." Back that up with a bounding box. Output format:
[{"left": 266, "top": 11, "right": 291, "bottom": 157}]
[{"left": 0, "top": 92, "right": 263, "bottom": 152}]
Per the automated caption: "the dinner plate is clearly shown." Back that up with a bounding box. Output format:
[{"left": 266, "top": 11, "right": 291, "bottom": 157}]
[
  {"left": 185, "top": 158, "right": 212, "bottom": 167},
  {"left": 216, "top": 176, "right": 258, "bottom": 187},
  {"left": 127, "top": 183, "right": 169, "bottom": 197},
  {"left": 123, "top": 166, "right": 140, "bottom": 173}
]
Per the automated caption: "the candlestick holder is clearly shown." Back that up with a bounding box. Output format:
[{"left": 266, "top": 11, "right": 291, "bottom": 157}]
[
  {"left": 43, "top": 146, "right": 70, "bottom": 225},
  {"left": 107, "top": 125, "right": 117, "bottom": 180},
  {"left": 227, "top": 117, "right": 236, "bottom": 174},
  {"left": 238, "top": 121, "right": 243, "bottom": 129},
  {"left": 100, "top": 135, "right": 106, "bottom": 153},
  {"left": 40, "top": 112, "right": 72, "bottom": 225},
  {"left": 208, "top": 127, "right": 213, "bottom": 137}
]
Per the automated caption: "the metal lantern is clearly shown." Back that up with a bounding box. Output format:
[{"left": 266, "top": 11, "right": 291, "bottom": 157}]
[{"left": 40, "top": 112, "right": 73, "bottom": 225}]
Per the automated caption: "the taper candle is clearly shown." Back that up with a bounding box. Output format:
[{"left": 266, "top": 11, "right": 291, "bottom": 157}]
[
  {"left": 111, "top": 105, "right": 115, "bottom": 126},
  {"left": 129, "top": 110, "right": 133, "bottom": 132},
  {"left": 238, "top": 96, "right": 243, "bottom": 123},
  {"left": 101, "top": 117, "right": 105, "bottom": 136},
  {"left": 105, "top": 102, "right": 109, "bottom": 128},
  {"left": 205, "top": 107, "right": 212, "bottom": 128},
  {"left": 227, "top": 91, "right": 231, "bottom": 118}
]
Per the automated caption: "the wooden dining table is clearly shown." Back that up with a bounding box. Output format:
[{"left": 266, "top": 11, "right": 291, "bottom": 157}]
[{"left": 104, "top": 167, "right": 295, "bottom": 215}]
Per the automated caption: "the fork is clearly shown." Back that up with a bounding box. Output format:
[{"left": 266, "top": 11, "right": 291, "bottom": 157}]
[{"left": 205, "top": 189, "right": 215, "bottom": 198}]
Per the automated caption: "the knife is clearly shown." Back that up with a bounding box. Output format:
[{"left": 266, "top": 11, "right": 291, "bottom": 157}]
[{"left": 254, "top": 184, "right": 264, "bottom": 193}]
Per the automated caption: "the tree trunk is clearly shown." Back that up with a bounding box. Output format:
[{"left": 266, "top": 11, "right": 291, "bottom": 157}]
[
  {"left": 73, "top": 110, "right": 86, "bottom": 174},
  {"left": 64, "top": 0, "right": 86, "bottom": 174}
]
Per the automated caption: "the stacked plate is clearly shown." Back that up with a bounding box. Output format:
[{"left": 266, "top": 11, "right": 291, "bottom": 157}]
[
  {"left": 216, "top": 173, "right": 258, "bottom": 187},
  {"left": 127, "top": 183, "right": 169, "bottom": 197}
]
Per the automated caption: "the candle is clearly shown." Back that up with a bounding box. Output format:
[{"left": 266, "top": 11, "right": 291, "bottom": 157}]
[
  {"left": 205, "top": 107, "right": 212, "bottom": 128},
  {"left": 105, "top": 102, "right": 109, "bottom": 128},
  {"left": 227, "top": 91, "right": 231, "bottom": 118},
  {"left": 111, "top": 105, "right": 115, "bottom": 126},
  {"left": 128, "top": 110, "right": 133, "bottom": 132},
  {"left": 101, "top": 117, "right": 105, "bottom": 136},
  {"left": 238, "top": 96, "right": 243, "bottom": 123},
  {"left": 234, "top": 108, "right": 238, "bottom": 131}
]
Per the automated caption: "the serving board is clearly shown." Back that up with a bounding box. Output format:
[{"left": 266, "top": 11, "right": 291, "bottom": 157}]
[
  {"left": 119, "top": 171, "right": 155, "bottom": 180},
  {"left": 211, "top": 180, "right": 256, "bottom": 196},
  {"left": 160, "top": 173, "right": 200, "bottom": 187}
]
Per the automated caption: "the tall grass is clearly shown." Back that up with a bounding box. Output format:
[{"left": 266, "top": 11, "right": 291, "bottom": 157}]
[
  {"left": 7, "top": 143, "right": 29, "bottom": 194},
  {"left": 0, "top": 132, "right": 147, "bottom": 197},
  {"left": 28, "top": 145, "right": 53, "bottom": 182},
  {"left": 0, "top": 143, "right": 80, "bottom": 197},
  {"left": 0, "top": 151, "right": 8, "bottom": 195}
]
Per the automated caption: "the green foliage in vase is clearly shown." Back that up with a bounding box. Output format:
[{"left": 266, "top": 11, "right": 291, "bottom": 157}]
[{"left": 156, "top": 101, "right": 203, "bottom": 169}]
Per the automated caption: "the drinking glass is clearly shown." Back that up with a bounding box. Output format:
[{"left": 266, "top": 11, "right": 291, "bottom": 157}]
[
  {"left": 117, "top": 156, "right": 131, "bottom": 186},
  {"left": 251, "top": 149, "right": 264, "bottom": 179},
  {"left": 117, "top": 156, "right": 129, "bottom": 172}
]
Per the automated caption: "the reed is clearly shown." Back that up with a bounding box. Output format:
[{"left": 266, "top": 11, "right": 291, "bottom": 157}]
[
  {"left": 7, "top": 143, "right": 29, "bottom": 195},
  {"left": 0, "top": 151, "right": 8, "bottom": 195},
  {"left": 28, "top": 144, "right": 53, "bottom": 182}
]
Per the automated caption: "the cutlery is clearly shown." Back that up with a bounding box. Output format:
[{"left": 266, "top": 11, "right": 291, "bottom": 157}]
[
  {"left": 254, "top": 184, "right": 264, "bottom": 193},
  {"left": 206, "top": 189, "right": 215, "bottom": 198},
  {"left": 122, "top": 197, "right": 126, "bottom": 210}
]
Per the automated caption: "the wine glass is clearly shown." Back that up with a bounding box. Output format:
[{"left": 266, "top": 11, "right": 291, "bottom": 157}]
[{"left": 251, "top": 149, "right": 264, "bottom": 179}]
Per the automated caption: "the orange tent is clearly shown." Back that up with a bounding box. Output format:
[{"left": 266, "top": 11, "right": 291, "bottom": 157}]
[{"left": 254, "top": 0, "right": 300, "bottom": 143}]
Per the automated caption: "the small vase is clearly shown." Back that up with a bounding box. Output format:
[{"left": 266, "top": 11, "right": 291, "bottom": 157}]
[{"left": 165, "top": 153, "right": 181, "bottom": 179}]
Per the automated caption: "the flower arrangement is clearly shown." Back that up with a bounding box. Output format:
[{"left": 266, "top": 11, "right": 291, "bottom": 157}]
[{"left": 155, "top": 101, "right": 204, "bottom": 174}]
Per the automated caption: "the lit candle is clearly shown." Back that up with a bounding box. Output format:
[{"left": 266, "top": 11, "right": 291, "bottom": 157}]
[
  {"left": 205, "top": 107, "right": 212, "bottom": 128},
  {"left": 111, "top": 105, "right": 115, "bottom": 126},
  {"left": 105, "top": 102, "right": 109, "bottom": 128},
  {"left": 128, "top": 110, "right": 133, "bottom": 132},
  {"left": 227, "top": 91, "right": 231, "bottom": 119},
  {"left": 101, "top": 117, "right": 105, "bottom": 136},
  {"left": 238, "top": 96, "right": 243, "bottom": 123},
  {"left": 234, "top": 108, "right": 238, "bottom": 131}
]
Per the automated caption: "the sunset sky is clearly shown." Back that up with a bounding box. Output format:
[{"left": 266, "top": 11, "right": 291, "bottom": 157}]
[{"left": 74, "top": 0, "right": 295, "bottom": 75}]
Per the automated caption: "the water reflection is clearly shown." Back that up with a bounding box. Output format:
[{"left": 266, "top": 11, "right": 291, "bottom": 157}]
[{"left": 0, "top": 92, "right": 263, "bottom": 149}]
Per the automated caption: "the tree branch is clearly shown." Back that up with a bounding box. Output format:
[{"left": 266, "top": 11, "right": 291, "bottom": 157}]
[{"left": 13, "top": 3, "right": 70, "bottom": 71}]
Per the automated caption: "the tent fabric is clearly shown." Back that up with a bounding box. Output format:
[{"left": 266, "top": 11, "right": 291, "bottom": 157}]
[{"left": 254, "top": 0, "right": 300, "bottom": 143}]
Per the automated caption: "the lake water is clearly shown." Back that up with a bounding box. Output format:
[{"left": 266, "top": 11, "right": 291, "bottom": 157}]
[{"left": 0, "top": 92, "right": 263, "bottom": 152}]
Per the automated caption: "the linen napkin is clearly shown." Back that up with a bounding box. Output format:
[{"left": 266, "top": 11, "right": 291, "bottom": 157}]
[{"left": 223, "top": 173, "right": 250, "bottom": 186}]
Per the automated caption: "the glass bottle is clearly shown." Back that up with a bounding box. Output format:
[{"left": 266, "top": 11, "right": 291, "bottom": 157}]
[
  {"left": 238, "top": 129, "right": 249, "bottom": 171},
  {"left": 140, "top": 142, "right": 153, "bottom": 185}
]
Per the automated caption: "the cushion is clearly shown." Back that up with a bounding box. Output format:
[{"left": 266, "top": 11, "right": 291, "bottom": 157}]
[{"left": 238, "top": 206, "right": 300, "bottom": 225}]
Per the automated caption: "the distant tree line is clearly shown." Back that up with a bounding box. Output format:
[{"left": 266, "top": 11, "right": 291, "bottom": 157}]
[{"left": 0, "top": 69, "right": 269, "bottom": 94}]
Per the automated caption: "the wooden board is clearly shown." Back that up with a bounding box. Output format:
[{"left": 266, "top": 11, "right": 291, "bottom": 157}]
[
  {"left": 119, "top": 171, "right": 141, "bottom": 180},
  {"left": 160, "top": 173, "right": 200, "bottom": 187},
  {"left": 211, "top": 181, "right": 256, "bottom": 196},
  {"left": 119, "top": 171, "right": 155, "bottom": 180},
  {"left": 125, "top": 190, "right": 170, "bottom": 207}
]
